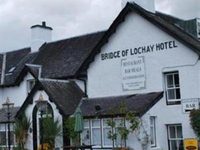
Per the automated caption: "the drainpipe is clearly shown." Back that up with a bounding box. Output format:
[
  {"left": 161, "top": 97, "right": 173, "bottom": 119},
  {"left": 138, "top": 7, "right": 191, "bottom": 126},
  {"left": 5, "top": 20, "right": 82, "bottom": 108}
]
[{"left": 1, "top": 53, "right": 6, "bottom": 85}]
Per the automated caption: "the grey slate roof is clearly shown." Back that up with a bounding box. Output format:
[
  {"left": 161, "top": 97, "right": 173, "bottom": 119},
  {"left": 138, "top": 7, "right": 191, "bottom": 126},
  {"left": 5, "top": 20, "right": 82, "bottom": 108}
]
[
  {"left": 17, "top": 80, "right": 85, "bottom": 117},
  {"left": 80, "top": 92, "right": 163, "bottom": 118},
  {"left": 33, "top": 31, "right": 105, "bottom": 79},
  {"left": 3, "top": 51, "right": 38, "bottom": 87},
  {"left": 156, "top": 12, "right": 199, "bottom": 39},
  {"left": 40, "top": 80, "right": 84, "bottom": 116},
  {"left": 155, "top": 11, "right": 184, "bottom": 25},
  {"left": 0, "top": 107, "right": 20, "bottom": 123},
  {"left": 5, "top": 48, "right": 30, "bottom": 74}
]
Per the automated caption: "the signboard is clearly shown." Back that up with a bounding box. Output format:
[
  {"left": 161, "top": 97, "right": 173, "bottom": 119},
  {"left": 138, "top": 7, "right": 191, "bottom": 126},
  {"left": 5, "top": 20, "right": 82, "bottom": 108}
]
[
  {"left": 184, "top": 138, "right": 198, "bottom": 150},
  {"left": 182, "top": 99, "right": 199, "bottom": 113},
  {"left": 121, "top": 56, "right": 145, "bottom": 91}
]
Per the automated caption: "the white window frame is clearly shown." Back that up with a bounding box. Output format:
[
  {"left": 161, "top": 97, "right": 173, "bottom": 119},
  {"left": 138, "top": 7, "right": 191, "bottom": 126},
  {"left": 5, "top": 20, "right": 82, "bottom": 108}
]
[
  {"left": 167, "top": 124, "right": 183, "bottom": 150},
  {"left": 150, "top": 116, "right": 156, "bottom": 147},
  {"left": 164, "top": 72, "right": 181, "bottom": 104},
  {"left": 27, "top": 79, "right": 35, "bottom": 94}
]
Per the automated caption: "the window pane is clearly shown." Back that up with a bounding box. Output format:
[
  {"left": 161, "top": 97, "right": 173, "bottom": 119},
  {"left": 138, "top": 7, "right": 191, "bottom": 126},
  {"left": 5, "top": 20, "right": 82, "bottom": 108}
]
[
  {"left": 103, "top": 128, "right": 112, "bottom": 146},
  {"left": 169, "top": 126, "right": 176, "bottom": 138},
  {"left": 150, "top": 117, "right": 156, "bottom": 147},
  {"left": 92, "top": 119, "right": 100, "bottom": 127},
  {"left": 174, "top": 74, "right": 179, "bottom": 87},
  {"left": 177, "top": 140, "right": 183, "bottom": 150},
  {"left": 92, "top": 128, "right": 101, "bottom": 145},
  {"left": 150, "top": 128, "right": 154, "bottom": 144},
  {"left": 167, "top": 75, "right": 174, "bottom": 88},
  {"left": 168, "top": 89, "right": 175, "bottom": 99},
  {"left": 84, "top": 120, "right": 89, "bottom": 127},
  {"left": 10, "top": 131, "right": 14, "bottom": 145},
  {"left": 103, "top": 119, "right": 110, "bottom": 127},
  {"left": 170, "top": 140, "right": 177, "bottom": 150},
  {"left": 82, "top": 129, "right": 90, "bottom": 145},
  {"left": 176, "top": 89, "right": 181, "bottom": 99},
  {"left": 0, "top": 131, "right": 6, "bottom": 145},
  {"left": 177, "top": 126, "right": 183, "bottom": 138}
]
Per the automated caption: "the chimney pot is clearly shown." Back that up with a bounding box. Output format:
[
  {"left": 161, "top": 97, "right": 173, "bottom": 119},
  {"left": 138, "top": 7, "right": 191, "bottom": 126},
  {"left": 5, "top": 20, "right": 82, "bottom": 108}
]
[{"left": 42, "top": 21, "right": 46, "bottom": 27}]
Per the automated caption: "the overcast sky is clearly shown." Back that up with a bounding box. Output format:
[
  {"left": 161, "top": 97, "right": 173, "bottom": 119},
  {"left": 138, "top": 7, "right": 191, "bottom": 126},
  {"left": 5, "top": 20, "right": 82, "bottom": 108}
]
[{"left": 0, "top": 0, "right": 200, "bottom": 52}]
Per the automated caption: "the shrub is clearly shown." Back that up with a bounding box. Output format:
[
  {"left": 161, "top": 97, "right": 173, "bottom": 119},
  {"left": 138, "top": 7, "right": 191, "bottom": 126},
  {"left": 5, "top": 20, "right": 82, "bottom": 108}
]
[{"left": 190, "top": 109, "right": 200, "bottom": 139}]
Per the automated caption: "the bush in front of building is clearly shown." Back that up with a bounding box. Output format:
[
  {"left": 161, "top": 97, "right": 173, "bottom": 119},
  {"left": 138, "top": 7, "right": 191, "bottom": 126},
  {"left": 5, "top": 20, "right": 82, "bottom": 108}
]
[
  {"left": 190, "top": 109, "right": 200, "bottom": 139},
  {"left": 42, "top": 117, "right": 62, "bottom": 150},
  {"left": 14, "top": 113, "right": 31, "bottom": 150},
  {"left": 64, "top": 117, "right": 79, "bottom": 146},
  {"left": 107, "top": 103, "right": 140, "bottom": 149}
]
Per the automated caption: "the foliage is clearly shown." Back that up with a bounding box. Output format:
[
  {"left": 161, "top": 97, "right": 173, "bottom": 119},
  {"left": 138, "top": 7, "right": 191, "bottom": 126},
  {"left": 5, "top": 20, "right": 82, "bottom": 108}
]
[
  {"left": 107, "top": 102, "right": 140, "bottom": 148},
  {"left": 190, "top": 109, "right": 200, "bottom": 139},
  {"left": 14, "top": 113, "right": 31, "bottom": 150},
  {"left": 42, "top": 116, "right": 62, "bottom": 150},
  {"left": 107, "top": 119, "right": 117, "bottom": 146},
  {"left": 64, "top": 117, "right": 79, "bottom": 145}
]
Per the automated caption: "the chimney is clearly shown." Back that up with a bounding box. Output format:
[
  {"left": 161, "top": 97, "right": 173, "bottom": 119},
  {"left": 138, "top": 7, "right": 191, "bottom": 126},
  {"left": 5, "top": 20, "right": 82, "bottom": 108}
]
[
  {"left": 31, "top": 21, "right": 53, "bottom": 52},
  {"left": 121, "top": 0, "right": 155, "bottom": 13}
]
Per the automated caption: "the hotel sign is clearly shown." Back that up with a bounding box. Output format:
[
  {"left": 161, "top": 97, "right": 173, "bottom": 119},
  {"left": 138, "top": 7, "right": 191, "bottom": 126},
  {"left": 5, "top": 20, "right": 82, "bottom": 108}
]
[
  {"left": 121, "top": 56, "right": 145, "bottom": 91},
  {"left": 101, "top": 40, "right": 178, "bottom": 61}
]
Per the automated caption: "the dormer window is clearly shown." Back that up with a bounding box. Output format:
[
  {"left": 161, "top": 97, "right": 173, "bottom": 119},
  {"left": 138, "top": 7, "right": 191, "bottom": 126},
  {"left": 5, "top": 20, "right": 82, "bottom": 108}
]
[
  {"left": 197, "top": 20, "right": 200, "bottom": 38},
  {"left": 27, "top": 79, "right": 35, "bottom": 94}
]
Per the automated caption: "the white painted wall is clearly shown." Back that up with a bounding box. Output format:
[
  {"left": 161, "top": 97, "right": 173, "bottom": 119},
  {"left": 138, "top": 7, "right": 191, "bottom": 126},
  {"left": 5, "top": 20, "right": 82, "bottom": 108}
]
[
  {"left": 0, "top": 73, "right": 34, "bottom": 107},
  {"left": 87, "top": 12, "right": 199, "bottom": 99},
  {"left": 87, "top": 12, "right": 200, "bottom": 149}
]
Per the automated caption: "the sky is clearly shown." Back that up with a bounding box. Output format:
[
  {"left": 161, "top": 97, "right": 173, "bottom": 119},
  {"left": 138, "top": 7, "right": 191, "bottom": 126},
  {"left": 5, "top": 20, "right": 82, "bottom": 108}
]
[{"left": 0, "top": 0, "right": 200, "bottom": 52}]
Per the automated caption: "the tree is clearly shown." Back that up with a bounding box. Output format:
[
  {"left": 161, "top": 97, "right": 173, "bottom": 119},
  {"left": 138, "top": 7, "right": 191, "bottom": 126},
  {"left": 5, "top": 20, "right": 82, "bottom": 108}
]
[
  {"left": 14, "top": 113, "right": 31, "bottom": 150},
  {"left": 42, "top": 116, "right": 62, "bottom": 150},
  {"left": 107, "top": 103, "right": 140, "bottom": 149},
  {"left": 190, "top": 109, "right": 200, "bottom": 139},
  {"left": 64, "top": 117, "right": 79, "bottom": 146}
]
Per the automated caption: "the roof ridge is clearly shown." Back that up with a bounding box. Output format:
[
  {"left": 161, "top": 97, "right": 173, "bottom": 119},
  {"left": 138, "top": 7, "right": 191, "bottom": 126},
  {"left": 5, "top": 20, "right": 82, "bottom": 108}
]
[
  {"left": 46, "top": 30, "right": 106, "bottom": 45},
  {"left": 2, "top": 47, "right": 31, "bottom": 54}
]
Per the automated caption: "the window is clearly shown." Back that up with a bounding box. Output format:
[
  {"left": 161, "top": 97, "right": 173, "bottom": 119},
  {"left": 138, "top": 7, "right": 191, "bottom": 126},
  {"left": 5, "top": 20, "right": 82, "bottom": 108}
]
[
  {"left": 167, "top": 124, "right": 183, "bottom": 150},
  {"left": 0, "top": 123, "right": 15, "bottom": 148},
  {"left": 82, "top": 118, "right": 124, "bottom": 148},
  {"left": 197, "top": 21, "right": 200, "bottom": 38},
  {"left": 27, "top": 79, "right": 35, "bottom": 94},
  {"left": 150, "top": 116, "right": 156, "bottom": 147},
  {"left": 164, "top": 72, "right": 181, "bottom": 104}
]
